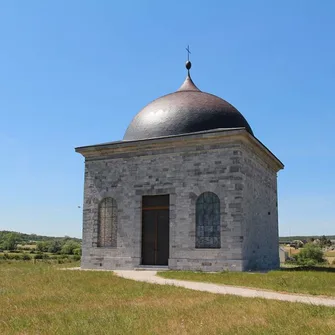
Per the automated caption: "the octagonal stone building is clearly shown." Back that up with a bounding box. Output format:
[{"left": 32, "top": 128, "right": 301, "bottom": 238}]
[{"left": 75, "top": 61, "right": 284, "bottom": 272}]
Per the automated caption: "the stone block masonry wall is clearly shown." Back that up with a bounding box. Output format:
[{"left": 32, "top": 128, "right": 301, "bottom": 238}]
[
  {"left": 81, "top": 137, "right": 248, "bottom": 271},
  {"left": 241, "top": 144, "right": 280, "bottom": 270},
  {"left": 78, "top": 130, "right": 283, "bottom": 272}
]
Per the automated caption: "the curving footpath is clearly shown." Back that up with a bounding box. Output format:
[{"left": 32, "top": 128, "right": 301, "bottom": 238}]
[{"left": 114, "top": 270, "right": 335, "bottom": 307}]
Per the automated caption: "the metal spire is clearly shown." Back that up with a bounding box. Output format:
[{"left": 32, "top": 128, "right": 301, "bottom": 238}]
[
  {"left": 185, "top": 45, "right": 192, "bottom": 73},
  {"left": 186, "top": 45, "right": 191, "bottom": 61}
]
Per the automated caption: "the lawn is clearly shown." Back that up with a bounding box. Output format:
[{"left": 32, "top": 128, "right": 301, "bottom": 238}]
[
  {"left": 158, "top": 268, "right": 335, "bottom": 297},
  {"left": 0, "top": 263, "right": 335, "bottom": 335}
]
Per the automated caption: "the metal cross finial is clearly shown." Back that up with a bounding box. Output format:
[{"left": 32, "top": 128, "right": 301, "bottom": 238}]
[{"left": 186, "top": 45, "right": 191, "bottom": 61}]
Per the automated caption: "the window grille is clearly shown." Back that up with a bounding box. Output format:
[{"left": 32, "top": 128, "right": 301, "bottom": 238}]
[
  {"left": 98, "top": 197, "right": 117, "bottom": 247},
  {"left": 196, "top": 192, "right": 221, "bottom": 248}
]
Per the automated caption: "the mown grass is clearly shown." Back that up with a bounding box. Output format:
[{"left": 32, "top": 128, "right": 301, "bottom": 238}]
[
  {"left": 0, "top": 263, "right": 335, "bottom": 335},
  {"left": 158, "top": 269, "right": 335, "bottom": 297}
]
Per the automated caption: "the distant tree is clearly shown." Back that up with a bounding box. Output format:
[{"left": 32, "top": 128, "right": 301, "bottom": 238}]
[
  {"left": 47, "top": 240, "right": 62, "bottom": 254},
  {"left": 319, "top": 235, "right": 331, "bottom": 248},
  {"left": 61, "top": 241, "right": 81, "bottom": 255},
  {"left": 36, "top": 241, "right": 48, "bottom": 252},
  {"left": 3, "top": 232, "right": 19, "bottom": 251},
  {"left": 293, "top": 243, "right": 325, "bottom": 266}
]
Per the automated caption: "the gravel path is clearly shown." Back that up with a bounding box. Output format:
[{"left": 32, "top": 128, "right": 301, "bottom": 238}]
[{"left": 114, "top": 270, "right": 335, "bottom": 307}]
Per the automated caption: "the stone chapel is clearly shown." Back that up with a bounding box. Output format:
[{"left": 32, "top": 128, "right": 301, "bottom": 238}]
[{"left": 75, "top": 60, "right": 284, "bottom": 272}]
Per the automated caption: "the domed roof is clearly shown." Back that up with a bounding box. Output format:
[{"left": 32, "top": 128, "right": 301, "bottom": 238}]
[{"left": 123, "top": 63, "right": 253, "bottom": 141}]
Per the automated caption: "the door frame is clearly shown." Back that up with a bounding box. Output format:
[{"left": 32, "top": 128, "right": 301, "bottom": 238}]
[{"left": 141, "top": 195, "right": 169, "bottom": 265}]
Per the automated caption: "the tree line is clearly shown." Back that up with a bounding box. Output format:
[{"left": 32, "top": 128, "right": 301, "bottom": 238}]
[{"left": 0, "top": 231, "right": 81, "bottom": 255}]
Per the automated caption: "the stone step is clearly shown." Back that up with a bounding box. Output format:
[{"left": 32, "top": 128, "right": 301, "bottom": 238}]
[{"left": 134, "top": 265, "right": 169, "bottom": 271}]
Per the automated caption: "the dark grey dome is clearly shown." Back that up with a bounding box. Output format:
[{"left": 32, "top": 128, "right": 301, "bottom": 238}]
[{"left": 123, "top": 72, "right": 253, "bottom": 141}]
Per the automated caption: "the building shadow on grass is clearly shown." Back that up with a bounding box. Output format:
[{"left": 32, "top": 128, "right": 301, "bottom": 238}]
[{"left": 280, "top": 266, "right": 335, "bottom": 273}]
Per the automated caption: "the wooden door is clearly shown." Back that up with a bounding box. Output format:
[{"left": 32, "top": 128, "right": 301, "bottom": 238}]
[{"left": 142, "top": 195, "right": 169, "bottom": 266}]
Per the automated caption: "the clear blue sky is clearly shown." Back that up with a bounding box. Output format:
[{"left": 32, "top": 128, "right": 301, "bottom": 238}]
[{"left": 0, "top": 1, "right": 334, "bottom": 238}]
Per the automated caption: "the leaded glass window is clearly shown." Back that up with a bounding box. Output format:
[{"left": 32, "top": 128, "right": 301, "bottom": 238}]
[
  {"left": 98, "top": 197, "right": 117, "bottom": 247},
  {"left": 196, "top": 192, "right": 221, "bottom": 248}
]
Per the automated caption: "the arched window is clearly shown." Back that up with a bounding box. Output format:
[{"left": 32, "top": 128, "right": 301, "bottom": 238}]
[
  {"left": 196, "top": 192, "right": 221, "bottom": 248},
  {"left": 98, "top": 197, "right": 117, "bottom": 247}
]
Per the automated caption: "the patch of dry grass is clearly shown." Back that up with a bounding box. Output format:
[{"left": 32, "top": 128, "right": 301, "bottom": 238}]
[
  {"left": 159, "top": 269, "right": 335, "bottom": 297},
  {"left": 283, "top": 246, "right": 300, "bottom": 255},
  {"left": 0, "top": 263, "right": 334, "bottom": 335},
  {"left": 16, "top": 244, "right": 36, "bottom": 249}
]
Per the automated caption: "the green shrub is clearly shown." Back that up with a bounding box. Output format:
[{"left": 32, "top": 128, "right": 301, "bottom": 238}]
[
  {"left": 34, "top": 253, "right": 49, "bottom": 260},
  {"left": 73, "top": 248, "right": 81, "bottom": 256},
  {"left": 22, "top": 254, "right": 31, "bottom": 261},
  {"left": 293, "top": 243, "right": 325, "bottom": 266},
  {"left": 12, "top": 254, "right": 22, "bottom": 260},
  {"left": 61, "top": 241, "right": 81, "bottom": 255},
  {"left": 58, "top": 254, "right": 69, "bottom": 259},
  {"left": 34, "top": 253, "right": 43, "bottom": 260}
]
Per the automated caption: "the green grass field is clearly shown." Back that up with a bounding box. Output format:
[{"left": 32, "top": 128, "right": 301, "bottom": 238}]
[
  {"left": 0, "top": 263, "right": 335, "bottom": 334},
  {"left": 158, "top": 269, "right": 335, "bottom": 297}
]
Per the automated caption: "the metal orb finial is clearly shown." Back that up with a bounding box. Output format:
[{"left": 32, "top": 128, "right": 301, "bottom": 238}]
[{"left": 185, "top": 45, "right": 192, "bottom": 72}]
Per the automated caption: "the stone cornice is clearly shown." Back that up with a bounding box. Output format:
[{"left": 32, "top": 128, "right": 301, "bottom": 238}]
[{"left": 75, "top": 128, "right": 284, "bottom": 172}]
